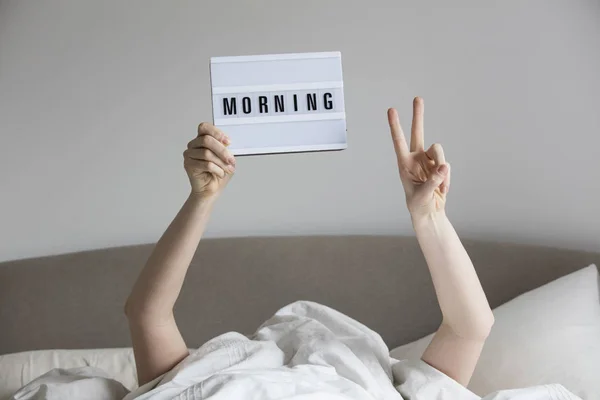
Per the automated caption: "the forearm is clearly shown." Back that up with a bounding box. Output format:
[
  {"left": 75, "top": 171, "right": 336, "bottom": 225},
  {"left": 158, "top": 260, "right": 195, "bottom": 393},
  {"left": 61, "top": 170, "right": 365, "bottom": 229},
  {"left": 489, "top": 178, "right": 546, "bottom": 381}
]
[
  {"left": 412, "top": 212, "right": 494, "bottom": 338},
  {"left": 125, "top": 193, "right": 215, "bottom": 323}
]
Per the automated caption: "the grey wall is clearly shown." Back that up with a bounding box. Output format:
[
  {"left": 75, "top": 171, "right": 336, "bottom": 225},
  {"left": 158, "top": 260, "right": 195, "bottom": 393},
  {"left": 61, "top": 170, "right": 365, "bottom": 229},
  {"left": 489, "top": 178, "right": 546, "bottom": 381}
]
[{"left": 1, "top": 0, "right": 599, "bottom": 262}]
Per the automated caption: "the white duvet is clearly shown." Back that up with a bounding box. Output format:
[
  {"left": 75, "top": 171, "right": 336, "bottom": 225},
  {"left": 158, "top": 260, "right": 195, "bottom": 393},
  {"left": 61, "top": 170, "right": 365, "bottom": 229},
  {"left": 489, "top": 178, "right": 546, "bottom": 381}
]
[{"left": 10, "top": 301, "right": 581, "bottom": 400}]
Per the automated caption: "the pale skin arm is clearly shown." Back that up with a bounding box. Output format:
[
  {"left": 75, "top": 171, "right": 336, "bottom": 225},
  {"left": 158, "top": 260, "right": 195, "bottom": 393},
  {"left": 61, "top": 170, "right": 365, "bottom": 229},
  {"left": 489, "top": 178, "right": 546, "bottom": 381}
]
[
  {"left": 125, "top": 123, "right": 236, "bottom": 386},
  {"left": 414, "top": 214, "right": 495, "bottom": 385},
  {"left": 388, "top": 98, "right": 495, "bottom": 386}
]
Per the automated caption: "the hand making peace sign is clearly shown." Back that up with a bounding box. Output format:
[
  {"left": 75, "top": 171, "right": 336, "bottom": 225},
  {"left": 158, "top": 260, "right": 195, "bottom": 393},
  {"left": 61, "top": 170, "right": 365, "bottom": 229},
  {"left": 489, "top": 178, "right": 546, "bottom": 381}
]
[{"left": 388, "top": 97, "right": 451, "bottom": 218}]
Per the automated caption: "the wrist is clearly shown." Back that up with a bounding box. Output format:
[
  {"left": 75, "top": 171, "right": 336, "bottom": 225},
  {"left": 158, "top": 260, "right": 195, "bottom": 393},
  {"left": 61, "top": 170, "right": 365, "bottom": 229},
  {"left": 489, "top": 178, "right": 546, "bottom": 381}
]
[
  {"left": 188, "top": 191, "right": 219, "bottom": 207},
  {"left": 411, "top": 210, "right": 448, "bottom": 230}
]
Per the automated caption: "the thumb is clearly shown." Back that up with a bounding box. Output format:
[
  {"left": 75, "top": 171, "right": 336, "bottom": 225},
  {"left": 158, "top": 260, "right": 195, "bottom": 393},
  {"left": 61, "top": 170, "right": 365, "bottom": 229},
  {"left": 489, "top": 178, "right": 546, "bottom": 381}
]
[{"left": 420, "top": 164, "right": 449, "bottom": 194}]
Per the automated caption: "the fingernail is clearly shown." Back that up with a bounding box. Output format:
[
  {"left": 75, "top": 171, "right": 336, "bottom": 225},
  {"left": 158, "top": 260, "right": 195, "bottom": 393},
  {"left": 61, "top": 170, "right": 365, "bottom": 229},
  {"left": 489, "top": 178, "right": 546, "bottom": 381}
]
[
  {"left": 227, "top": 165, "right": 236, "bottom": 173},
  {"left": 222, "top": 137, "right": 231, "bottom": 145},
  {"left": 438, "top": 164, "right": 448, "bottom": 175},
  {"left": 228, "top": 157, "right": 236, "bottom": 165}
]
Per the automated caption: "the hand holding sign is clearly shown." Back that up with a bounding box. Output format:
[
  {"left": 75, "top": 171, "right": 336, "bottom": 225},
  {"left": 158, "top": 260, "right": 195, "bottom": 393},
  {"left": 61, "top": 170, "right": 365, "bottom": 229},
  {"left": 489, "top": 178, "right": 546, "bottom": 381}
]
[
  {"left": 211, "top": 52, "right": 347, "bottom": 156},
  {"left": 388, "top": 97, "right": 451, "bottom": 219},
  {"left": 184, "top": 123, "right": 236, "bottom": 198}
]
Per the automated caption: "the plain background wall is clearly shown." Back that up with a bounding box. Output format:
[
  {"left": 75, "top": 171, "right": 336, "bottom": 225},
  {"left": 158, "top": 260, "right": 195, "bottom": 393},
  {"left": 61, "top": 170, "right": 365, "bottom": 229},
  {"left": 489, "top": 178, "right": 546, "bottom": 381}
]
[{"left": 1, "top": 0, "right": 599, "bottom": 262}]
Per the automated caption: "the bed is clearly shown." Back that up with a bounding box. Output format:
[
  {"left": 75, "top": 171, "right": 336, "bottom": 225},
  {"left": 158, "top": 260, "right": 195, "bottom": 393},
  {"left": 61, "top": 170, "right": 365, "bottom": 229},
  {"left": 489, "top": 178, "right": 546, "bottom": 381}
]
[{"left": 0, "top": 235, "right": 598, "bottom": 399}]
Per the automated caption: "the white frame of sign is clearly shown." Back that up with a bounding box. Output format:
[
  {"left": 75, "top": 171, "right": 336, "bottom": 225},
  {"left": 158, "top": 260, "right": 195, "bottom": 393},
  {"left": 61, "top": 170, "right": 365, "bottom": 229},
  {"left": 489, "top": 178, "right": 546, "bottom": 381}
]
[{"left": 210, "top": 52, "right": 347, "bottom": 156}]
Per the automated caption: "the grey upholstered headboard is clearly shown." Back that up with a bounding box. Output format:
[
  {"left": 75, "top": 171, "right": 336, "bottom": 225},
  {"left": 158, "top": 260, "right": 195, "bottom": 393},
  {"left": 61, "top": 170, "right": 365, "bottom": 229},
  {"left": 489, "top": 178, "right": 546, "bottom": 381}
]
[{"left": 1, "top": 235, "right": 598, "bottom": 355}]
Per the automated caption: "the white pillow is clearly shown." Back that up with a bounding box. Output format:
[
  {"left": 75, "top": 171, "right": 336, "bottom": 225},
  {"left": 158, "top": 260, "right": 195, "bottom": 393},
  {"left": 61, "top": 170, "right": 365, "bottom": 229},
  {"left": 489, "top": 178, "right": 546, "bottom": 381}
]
[
  {"left": 0, "top": 348, "right": 137, "bottom": 400},
  {"left": 390, "top": 264, "right": 600, "bottom": 399}
]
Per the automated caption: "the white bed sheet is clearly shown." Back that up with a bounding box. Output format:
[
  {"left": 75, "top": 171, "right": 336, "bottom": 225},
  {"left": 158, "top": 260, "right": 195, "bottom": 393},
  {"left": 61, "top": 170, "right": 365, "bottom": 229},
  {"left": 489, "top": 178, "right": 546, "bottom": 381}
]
[{"left": 6, "top": 301, "right": 581, "bottom": 400}]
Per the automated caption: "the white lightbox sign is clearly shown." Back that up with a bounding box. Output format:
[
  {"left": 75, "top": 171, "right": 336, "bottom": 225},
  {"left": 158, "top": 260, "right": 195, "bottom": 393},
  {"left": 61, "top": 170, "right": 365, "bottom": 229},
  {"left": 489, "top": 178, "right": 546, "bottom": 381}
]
[{"left": 210, "top": 52, "right": 347, "bottom": 156}]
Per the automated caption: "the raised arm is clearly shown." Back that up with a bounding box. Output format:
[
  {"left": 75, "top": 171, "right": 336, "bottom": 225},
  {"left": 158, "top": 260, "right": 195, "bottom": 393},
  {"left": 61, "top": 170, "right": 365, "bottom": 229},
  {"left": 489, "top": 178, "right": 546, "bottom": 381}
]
[
  {"left": 387, "top": 98, "right": 494, "bottom": 386},
  {"left": 124, "top": 123, "right": 236, "bottom": 386}
]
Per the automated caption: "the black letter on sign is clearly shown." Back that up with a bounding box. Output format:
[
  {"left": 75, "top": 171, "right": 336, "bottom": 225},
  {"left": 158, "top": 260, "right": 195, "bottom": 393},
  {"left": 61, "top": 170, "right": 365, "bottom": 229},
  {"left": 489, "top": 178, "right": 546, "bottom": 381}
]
[
  {"left": 307, "top": 93, "right": 317, "bottom": 111},
  {"left": 259, "top": 96, "right": 268, "bottom": 113},
  {"left": 242, "top": 97, "right": 252, "bottom": 114},
  {"left": 223, "top": 97, "right": 237, "bottom": 116},
  {"left": 274, "top": 95, "right": 285, "bottom": 113},
  {"left": 293, "top": 94, "right": 298, "bottom": 112},
  {"left": 323, "top": 92, "right": 333, "bottom": 110}
]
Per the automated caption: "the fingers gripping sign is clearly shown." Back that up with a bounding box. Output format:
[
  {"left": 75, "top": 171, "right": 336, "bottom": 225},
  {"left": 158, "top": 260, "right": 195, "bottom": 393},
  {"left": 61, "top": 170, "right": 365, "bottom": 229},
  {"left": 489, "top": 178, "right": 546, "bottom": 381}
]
[{"left": 184, "top": 123, "right": 236, "bottom": 197}]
